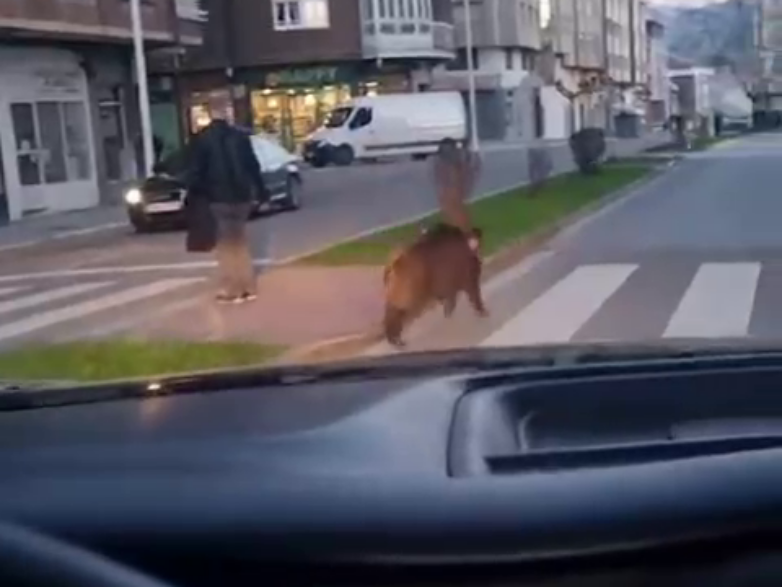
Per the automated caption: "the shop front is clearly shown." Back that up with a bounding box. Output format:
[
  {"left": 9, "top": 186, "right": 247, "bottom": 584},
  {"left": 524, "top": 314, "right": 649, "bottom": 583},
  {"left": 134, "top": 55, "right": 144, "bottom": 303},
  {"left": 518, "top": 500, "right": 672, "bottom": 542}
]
[
  {"left": 0, "top": 47, "right": 98, "bottom": 221},
  {"left": 182, "top": 62, "right": 414, "bottom": 153},
  {"left": 247, "top": 64, "right": 412, "bottom": 152}
]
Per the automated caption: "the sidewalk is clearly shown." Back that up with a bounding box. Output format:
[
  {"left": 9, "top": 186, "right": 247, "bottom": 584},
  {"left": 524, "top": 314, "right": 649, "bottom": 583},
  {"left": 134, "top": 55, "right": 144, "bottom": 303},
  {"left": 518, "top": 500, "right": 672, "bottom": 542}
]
[
  {"left": 0, "top": 205, "right": 126, "bottom": 252},
  {"left": 114, "top": 266, "right": 383, "bottom": 348},
  {"left": 102, "top": 134, "right": 676, "bottom": 358}
]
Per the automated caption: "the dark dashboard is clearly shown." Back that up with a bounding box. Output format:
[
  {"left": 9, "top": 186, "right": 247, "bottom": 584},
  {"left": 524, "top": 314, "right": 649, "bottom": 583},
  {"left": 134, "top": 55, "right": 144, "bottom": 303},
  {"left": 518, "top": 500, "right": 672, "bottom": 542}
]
[{"left": 4, "top": 344, "right": 782, "bottom": 586}]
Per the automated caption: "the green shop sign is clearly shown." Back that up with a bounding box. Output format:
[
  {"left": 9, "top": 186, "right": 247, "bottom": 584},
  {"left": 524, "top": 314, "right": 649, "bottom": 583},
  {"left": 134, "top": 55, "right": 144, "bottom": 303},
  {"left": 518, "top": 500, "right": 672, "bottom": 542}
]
[{"left": 264, "top": 66, "right": 348, "bottom": 88}]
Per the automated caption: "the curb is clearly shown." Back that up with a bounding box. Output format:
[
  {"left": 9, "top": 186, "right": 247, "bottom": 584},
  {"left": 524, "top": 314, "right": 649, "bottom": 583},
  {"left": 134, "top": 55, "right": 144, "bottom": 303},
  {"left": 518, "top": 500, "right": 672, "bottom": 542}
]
[{"left": 272, "top": 159, "right": 677, "bottom": 366}]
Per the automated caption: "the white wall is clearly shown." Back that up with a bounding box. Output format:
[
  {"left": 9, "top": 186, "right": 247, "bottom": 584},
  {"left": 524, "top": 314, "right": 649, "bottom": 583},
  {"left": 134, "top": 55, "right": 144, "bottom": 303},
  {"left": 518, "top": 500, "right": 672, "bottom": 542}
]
[
  {"left": 0, "top": 47, "right": 99, "bottom": 221},
  {"left": 540, "top": 86, "right": 571, "bottom": 139}
]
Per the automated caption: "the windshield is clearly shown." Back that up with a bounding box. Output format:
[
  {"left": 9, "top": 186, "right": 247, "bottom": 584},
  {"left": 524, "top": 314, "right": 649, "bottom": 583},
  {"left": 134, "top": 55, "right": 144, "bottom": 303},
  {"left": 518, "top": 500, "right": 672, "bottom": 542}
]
[
  {"left": 0, "top": 3, "right": 764, "bottom": 389},
  {"left": 323, "top": 107, "right": 353, "bottom": 128}
]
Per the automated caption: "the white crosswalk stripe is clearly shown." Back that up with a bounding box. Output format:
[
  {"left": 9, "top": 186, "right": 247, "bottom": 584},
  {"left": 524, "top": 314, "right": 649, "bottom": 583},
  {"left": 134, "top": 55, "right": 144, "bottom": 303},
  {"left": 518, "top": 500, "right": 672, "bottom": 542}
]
[
  {"left": 0, "top": 282, "right": 112, "bottom": 317},
  {"left": 481, "top": 260, "right": 770, "bottom": 347},
  {"left": 0, "top": 277, "right": 203, "bottom": 343},
  {"left": 482, "top": 264, "right": 638, "bottom": 347},
  {"left": 663, "top": 263, "right": 760, "bottom": 339}
]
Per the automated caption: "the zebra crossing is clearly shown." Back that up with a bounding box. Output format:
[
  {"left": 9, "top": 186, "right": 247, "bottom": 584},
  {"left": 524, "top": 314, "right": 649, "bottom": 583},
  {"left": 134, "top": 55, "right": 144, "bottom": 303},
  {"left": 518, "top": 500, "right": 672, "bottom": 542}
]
[
  {"left": 481, "top": 260, "right": 782, "bottom": 347},
  {"left": 0, "top": 276, "right": 205, "bottom": 346}
]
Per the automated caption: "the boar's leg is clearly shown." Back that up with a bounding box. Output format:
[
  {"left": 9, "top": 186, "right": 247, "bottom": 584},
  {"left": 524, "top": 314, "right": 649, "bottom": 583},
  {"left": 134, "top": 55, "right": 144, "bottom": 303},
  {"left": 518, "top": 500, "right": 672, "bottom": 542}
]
[
  {"left": 465, "top": 274, "right": 488, "bottom": 318},
  {"left": 442, "top": 295, "right": 457, "bottom": 317},
  {"left": 383, "top": 305, "right": 408, "bottom": 347}
]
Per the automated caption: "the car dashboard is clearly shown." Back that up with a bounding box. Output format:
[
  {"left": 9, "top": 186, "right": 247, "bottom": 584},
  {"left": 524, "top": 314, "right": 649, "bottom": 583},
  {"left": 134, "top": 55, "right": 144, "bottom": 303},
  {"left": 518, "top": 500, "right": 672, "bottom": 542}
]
[{"left": 3, "top": 347, "right": 782, "bottom": 585}]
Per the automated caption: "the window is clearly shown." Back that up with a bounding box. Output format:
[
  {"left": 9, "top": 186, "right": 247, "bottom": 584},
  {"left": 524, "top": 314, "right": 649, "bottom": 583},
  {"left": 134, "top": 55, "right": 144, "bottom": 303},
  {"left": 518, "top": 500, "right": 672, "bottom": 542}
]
[
  {"left": 505, "top": 49, "right": 514, "bottom": 70},
  {"left": 272, "top": 0, "right": 329, "bottom": 30},
  {"left": 349, "top": 107, "right": 373, "bottom": 130},
  {"left": 10, "top": 100, "right": 91, "bottom": 186}
]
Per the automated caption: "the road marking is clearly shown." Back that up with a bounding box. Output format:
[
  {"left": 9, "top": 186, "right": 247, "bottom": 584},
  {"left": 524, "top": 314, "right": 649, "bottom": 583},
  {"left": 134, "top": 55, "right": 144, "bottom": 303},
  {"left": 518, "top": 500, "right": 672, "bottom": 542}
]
[
  {"left": 0, "top": 278, "right": 202, "bottom": 343},
  {"left": 0, "top": 259, "right": 274, "bottom": 282},
  {"left": 664, "top": 262, "right": 759, "bottom": 339},
  {"left": 0, "top": 282, "right": 111, "bottom": 317},
  {"left": 363, "top": 250, "right": 555, "bottom": 356},
  {"left": 481, "top": 264, "right": 638, "bottom": 347}
]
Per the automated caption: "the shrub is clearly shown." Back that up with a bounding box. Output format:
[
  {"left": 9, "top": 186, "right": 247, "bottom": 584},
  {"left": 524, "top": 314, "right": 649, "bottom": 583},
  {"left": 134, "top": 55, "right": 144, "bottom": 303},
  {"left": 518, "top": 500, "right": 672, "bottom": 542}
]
[{"left": 569, "top": 127, "right": 606, "bottom": 174}]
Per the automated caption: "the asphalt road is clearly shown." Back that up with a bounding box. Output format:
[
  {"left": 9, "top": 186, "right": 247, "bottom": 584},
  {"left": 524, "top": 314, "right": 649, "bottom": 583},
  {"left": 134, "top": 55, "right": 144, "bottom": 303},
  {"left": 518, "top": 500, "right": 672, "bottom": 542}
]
[
  {"left": 0, "top": 134, "right": 668, "bottom": 351},
  {"left": 0, "top": 144, "right": 559, "bottom": 279},
  {"left": 372, "top": 132, "right": 782, "bottom": 354}
]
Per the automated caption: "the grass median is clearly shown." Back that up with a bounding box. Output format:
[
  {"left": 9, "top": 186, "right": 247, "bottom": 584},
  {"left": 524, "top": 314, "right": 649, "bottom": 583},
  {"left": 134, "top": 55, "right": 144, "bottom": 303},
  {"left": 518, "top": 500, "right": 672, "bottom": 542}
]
[
  {"left": 0, "top": 340, "right": 285, "bottom": 382},
  {"left": 301, "top": 163, "right": 654, "bottom": 266}
]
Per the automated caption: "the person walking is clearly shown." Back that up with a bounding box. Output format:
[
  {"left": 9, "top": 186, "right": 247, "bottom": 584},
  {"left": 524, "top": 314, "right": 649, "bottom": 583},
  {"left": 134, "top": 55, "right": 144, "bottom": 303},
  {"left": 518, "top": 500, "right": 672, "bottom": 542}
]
[{"left": 186, "top": 118, "right": 269, "bottom": 304}]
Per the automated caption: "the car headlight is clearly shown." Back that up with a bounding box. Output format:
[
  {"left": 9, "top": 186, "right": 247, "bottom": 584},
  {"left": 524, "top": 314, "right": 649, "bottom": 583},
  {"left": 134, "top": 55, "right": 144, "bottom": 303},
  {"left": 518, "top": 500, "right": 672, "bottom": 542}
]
[
  {"left": 125, "top": 188, "right": 143, "bottom": 205},
  {"left": 285, "top": 163, "right": 299, "bottom": 173}
]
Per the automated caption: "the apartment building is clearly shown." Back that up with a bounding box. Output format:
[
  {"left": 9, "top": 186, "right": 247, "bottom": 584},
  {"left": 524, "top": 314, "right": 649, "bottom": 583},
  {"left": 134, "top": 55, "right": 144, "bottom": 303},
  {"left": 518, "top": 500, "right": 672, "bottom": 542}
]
[
  {"left": 430, "top": 0, "right": 543, "bottom": 142},
  {"left": 171, "top": 0, "right": 455, "bottom": 152},
  {"left": 644, "top": 14, "right": 671, "bottom": 127},
  {"left": 541, "top": 0, "right": 606, "bottom": 137},
  {"left": 755, "top": 0, "right": 782, "bottom": 118},
  {"left": 0, "top": 0, "right": 203, "bottom": 223}
]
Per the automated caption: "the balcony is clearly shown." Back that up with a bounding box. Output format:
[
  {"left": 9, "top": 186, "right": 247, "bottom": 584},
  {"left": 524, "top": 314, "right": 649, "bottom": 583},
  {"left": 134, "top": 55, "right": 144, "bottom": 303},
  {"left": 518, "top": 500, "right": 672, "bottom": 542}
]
[{"left": 361, "top": 9, "right": 455, "bottom": 61}]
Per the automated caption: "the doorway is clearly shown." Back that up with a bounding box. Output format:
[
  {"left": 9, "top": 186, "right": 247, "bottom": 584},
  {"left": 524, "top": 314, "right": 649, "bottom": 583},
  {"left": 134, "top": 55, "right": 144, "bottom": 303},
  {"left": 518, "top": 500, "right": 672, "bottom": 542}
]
[{"left": 98, "top": 98, "right": 126, "bottom": 182}]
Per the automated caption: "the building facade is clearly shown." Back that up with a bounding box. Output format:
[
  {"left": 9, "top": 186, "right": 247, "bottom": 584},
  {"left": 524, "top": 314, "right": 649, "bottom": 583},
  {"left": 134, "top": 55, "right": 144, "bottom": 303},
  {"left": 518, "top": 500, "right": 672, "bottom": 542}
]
[
  {"left": 167, "top": 0, "right": 456, "bottom": 152},
  {"left": 541, "top": 0, "right": 607, "bottom": 137},
  {"left": 432, "top": 0, "right": 544, "bottom": 142},
  {"left": 644, "top": 14, "right": 670, "bottom": 127},
  {"left": 0, "top": 0, "right": 202, "bottom": 223}
]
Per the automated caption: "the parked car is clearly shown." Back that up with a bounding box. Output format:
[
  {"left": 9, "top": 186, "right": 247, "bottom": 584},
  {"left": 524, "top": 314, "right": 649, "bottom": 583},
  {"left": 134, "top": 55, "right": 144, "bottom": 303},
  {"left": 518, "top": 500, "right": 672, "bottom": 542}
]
[
  {"left": 302, "top": 91, "right": 467, "bottom": 167},
  {"left": 124, "top": 134, "right": 303, "bottom": 233}
]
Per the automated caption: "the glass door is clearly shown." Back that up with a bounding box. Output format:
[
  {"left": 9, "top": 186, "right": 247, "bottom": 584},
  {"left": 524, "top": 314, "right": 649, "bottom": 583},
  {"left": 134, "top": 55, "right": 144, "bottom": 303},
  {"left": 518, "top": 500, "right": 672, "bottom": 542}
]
[
  {"left": 11, "top": 101, "right": 92, "bottom": 215},
  {"left": 10, "top": 103, "right": 47, "bottom": 213}
]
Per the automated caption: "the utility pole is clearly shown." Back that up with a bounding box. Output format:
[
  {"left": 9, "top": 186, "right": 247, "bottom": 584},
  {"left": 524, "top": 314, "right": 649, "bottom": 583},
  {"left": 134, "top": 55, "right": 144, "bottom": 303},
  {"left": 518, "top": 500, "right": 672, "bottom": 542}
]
[
  {"left": 130, "top": 0, "right": 154, "bottom": 177},
  {"left": 462, "top": 0, "right": 480, "bottom": 152}
]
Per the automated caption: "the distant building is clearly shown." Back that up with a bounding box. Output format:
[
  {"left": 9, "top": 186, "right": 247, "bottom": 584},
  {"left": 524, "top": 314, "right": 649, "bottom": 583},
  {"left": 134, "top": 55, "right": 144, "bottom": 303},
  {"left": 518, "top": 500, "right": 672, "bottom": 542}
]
[
  {"left": 432, "top": 0, "right": 544, "bottom": 142},
  {"left": 644, "top": 13, "right": 670, "bottom": 127},
  {"left": 668, "top": 67, "right": 717, "bottom": 135}
]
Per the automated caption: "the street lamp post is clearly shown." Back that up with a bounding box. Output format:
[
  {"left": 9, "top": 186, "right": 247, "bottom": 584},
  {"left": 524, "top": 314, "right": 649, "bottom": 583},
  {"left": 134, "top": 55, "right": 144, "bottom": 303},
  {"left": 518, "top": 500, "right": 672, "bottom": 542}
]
[
  {"left": 130, "top": 0, "right": 155, "bottom": 178},
  {"left": 462, "top": 0, "right": 479, "bottom": 152}
]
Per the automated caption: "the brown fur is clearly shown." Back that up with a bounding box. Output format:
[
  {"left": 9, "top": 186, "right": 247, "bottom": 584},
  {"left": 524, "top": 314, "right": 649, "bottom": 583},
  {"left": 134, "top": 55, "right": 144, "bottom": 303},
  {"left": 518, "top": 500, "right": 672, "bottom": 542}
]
[{"left": 382, "top": 223, "right": 488, "bottom": 347}]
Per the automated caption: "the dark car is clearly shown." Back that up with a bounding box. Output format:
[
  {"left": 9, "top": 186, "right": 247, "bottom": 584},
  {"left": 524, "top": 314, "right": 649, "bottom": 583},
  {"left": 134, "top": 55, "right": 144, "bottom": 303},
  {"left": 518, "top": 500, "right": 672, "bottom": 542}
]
[{"left": 124, "top": 134, "right": 303, "bottom": 233}]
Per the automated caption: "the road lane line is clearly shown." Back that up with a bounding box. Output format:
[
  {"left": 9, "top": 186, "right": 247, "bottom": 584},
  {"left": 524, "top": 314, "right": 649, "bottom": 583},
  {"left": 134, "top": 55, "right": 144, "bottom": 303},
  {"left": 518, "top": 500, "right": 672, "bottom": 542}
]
[
  {"left": 0, "top": 278, "right": 202, "bottom": 343},
  {"left": 663, "top": 262, "right": 760, "bottom": 339},
  {"left": 0, "top": 283, "right": 112, "bottom": 317},
  {"left": 481, "top": 264, "right": 638, "bottom": 347}
]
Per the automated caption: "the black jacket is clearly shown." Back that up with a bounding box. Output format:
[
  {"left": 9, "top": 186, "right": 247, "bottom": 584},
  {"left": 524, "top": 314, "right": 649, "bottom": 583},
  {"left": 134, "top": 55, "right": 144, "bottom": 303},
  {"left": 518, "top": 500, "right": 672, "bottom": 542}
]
[{"left": 186, "top": 120, "right": 268, "bottom": 205}]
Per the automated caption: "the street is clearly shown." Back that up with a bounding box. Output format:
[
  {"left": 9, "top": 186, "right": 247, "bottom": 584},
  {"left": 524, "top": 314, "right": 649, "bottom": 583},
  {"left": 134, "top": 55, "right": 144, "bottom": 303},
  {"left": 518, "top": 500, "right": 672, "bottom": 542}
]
[
  {"left": 0, "top": 131, "right": 763, "bottom": 353},
  {"left": 369, "top": 133, "right": 781, "bottom": 354}
]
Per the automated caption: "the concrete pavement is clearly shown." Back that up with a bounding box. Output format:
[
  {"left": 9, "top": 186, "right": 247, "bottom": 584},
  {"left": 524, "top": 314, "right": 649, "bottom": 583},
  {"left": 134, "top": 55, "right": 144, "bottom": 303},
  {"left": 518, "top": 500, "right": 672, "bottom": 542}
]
[{"left": 367, "top": 131, "right": 782, "bottom": 355}]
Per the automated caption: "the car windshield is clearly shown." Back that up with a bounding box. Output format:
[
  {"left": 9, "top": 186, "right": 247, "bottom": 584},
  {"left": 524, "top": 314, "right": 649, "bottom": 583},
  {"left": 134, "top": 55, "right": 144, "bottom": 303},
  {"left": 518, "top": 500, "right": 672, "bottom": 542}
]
[{"left": 0, "top": 3, "right": 764, "bottom": 399}]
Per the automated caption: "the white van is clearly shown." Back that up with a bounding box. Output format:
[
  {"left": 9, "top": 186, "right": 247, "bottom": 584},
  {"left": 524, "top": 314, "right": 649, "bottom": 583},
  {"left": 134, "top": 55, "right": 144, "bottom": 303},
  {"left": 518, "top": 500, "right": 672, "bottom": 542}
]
[{"left": 302, "top": 92, "right": 467, "bottom": 167}]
